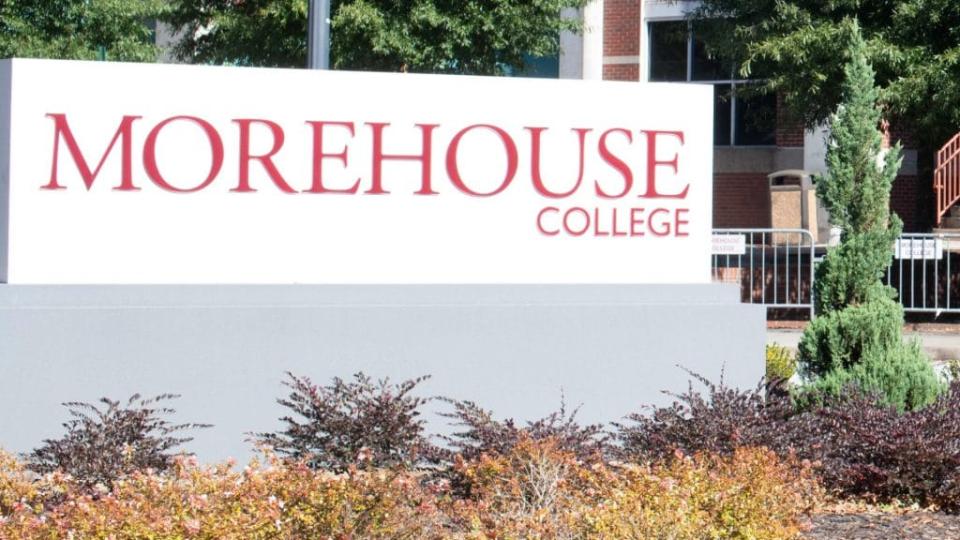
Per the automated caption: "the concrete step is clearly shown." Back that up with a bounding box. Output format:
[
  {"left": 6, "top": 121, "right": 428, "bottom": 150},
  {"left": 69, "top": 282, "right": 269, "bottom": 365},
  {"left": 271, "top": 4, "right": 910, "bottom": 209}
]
[{"left": 941, "top": 215, "right": 960, "bottom": 229}]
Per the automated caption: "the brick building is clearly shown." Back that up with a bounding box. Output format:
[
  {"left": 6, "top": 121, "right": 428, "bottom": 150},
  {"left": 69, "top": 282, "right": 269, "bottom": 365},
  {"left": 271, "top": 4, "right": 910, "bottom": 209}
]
[{"left": 557, "top": 0, "right": 925, "bottom": 235}]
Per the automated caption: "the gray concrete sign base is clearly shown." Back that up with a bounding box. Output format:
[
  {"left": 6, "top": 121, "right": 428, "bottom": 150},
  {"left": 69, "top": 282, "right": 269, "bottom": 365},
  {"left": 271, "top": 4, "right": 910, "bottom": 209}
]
[{"left": 0, "top": 284, "right": 765, "bottom": 461}]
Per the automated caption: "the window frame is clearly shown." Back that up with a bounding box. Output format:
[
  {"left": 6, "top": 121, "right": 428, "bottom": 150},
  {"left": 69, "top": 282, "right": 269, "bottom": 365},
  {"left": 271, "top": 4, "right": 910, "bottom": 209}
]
[{"left": 646, "top": 19, "right": 776, "bottom": 148}]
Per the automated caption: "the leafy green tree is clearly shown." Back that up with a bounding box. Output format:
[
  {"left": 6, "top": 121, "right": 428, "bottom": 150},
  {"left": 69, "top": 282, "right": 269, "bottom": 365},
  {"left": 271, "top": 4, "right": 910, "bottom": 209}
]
[
  {"left": 692, "top": 0, "right": 960, "bottom": 225},
  {"left": 165, "top": 0, "right": 587, "bottom": 74},
  {"left": 796, "top": 27, "right": 943, "bottom": 411},
  {"left": 0, "top": 0, "right": 166, "bottom": 61}
]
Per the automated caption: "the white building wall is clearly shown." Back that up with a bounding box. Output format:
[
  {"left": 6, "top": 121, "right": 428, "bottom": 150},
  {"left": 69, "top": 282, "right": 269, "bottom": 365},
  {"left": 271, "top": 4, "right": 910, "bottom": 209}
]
[
  {"left": 560, "top": 1, "right": 604, "bottom": 80},
  {"left": 559, "top": 9, "right": 584, "bottom": 79},
  {"left": 155, "top": 22, "right": 181, "bottom": 63}
]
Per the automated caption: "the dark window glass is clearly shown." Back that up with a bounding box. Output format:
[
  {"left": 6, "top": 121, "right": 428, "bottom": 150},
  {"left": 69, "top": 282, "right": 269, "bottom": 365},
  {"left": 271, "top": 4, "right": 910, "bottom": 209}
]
[
  {"left": 649, "top": 21, "right": 688, "bottom": 82},
  {"left": 146, "top": 19, "right": 157, "bottom": 44},
  {"left": 734, "top": 86, "right": 776, "bottom": 146},
  {"left": 714, "top": 84, "right": 732, "bottom": 146},
  {"left": 503, "top": 54, "right": 559, "bottom": 78},
  {"left": 691, "top": 21, "right": 730, "bottom": 81},
  {"left": 647, "top": 20, "right": 775, "bottom": 147},
  {"left": 519, "top": 54, "right": 559, "bottom": 78}
]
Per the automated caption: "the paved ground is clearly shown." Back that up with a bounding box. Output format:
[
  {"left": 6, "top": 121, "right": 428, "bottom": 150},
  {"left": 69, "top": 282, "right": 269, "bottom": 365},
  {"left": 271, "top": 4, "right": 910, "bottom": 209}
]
[
  {"left": 804, "top": 512, "right": 960, "bottom": 539},
  {"left": 768, "top": 327, "right": 960, "bottom": 362}
]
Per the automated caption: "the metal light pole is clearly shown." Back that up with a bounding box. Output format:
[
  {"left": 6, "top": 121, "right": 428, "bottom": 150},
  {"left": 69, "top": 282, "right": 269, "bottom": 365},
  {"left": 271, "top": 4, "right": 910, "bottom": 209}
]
[{"left": 307, "top": 0, "right": 331, "bottom": 70}]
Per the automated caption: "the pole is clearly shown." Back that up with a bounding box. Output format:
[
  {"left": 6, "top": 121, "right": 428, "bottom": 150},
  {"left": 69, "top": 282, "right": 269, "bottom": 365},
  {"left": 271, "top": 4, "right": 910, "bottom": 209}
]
[{"left": 307, "top": 0, "right": 331, "bottom": 70}]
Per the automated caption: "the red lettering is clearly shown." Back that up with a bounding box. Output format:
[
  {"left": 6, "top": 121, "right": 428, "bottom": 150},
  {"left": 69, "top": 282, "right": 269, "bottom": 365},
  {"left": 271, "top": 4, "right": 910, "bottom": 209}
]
[
  {"left": 527, "top": 127, "right": 590, "bottom": 198},
  {"left": 595, "top": 128, "right": 634, "bottom": 199},
  {"left": 563, "top": 207, "right": 590, "bottom": 236},
  {"left": 649, "top": 207, "right": 672, "bottom": 236},
  {"left": 44, "top": 114, "right": 141, "bottom": 191},
  {"left": 537, "top": 207, "right": 560, "bottom": 236},
  {"left": 593, "top": 207, "right": 609, "bottom": 237},
  {"left": 232, "top": 119, "right": 295, "bottom": 193},
  {"left": 446, "top": 124, "right": 518, "bottom": 197},
  {"left": 675, "top": 208, "right": 690, "bottom": 237},
  {"left": 365, "top": 122, "right": 439, "bottom": 195},
  {"left": 611, "top": 207, "right": 627, "bottom": 237},
  {"left": 536, "top": 206, "right": 685, "bottom": 237},
  {"left": 640, "top": 130, "right": 688, "bottom": 199},
  {"left": 630, "top": 208, "right": 646, "bottom": 236},
  {"left": 305, "top": 121, "right": 359, "bottom": 194},
  {"left": 143, "top": 116, "right": 224, "bottom": 193}
]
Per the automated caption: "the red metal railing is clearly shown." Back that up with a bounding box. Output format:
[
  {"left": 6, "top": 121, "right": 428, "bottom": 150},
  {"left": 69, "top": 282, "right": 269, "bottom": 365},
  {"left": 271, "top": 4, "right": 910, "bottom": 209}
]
[{"left": 936, "top": 132, "right": 960, "bottom": 226}]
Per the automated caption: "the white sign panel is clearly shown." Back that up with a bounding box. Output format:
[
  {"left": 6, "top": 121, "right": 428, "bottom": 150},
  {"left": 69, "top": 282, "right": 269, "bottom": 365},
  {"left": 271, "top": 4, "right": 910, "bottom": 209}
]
[
  {"left": 894, "top": 238, "right": 943, "bottom": 260},
  {"left": 0, "top": 59, "right": 713, "bottom": 284},
  {"left": 711, "top": 234, "right": 747, "bottom": 255}
]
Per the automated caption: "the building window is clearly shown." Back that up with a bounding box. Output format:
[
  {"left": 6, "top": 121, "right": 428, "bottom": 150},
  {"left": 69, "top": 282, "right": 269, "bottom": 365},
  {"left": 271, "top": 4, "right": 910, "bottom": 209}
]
[
  {"left": 648, "top": 20, "right": 776, "bottom": 147},
  {"left": 520, "top": 54, "right": 560, "bottom": 78},
  {"left": 501, "top": 54, "right": 559, "bottom": 78}
]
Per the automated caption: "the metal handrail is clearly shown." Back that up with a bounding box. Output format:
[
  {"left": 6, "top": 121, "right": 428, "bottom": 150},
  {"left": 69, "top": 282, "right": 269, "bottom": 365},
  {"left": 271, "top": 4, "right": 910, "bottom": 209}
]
[{"left": 936, "top": 133, "right": 960, "bottom": 226}]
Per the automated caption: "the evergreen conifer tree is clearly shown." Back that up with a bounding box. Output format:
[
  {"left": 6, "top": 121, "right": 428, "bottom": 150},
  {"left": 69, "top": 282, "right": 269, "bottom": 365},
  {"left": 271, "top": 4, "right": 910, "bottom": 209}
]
[{"left": 797, "top": 24, "right": 944, "bottom": 411}]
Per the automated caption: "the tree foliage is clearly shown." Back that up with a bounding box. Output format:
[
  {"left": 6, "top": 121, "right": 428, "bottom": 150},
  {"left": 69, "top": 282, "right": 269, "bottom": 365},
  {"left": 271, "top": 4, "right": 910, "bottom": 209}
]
[
  {"left": 0, "top": 0, "right": 165, "bottom": 61},
  {"left": 165, "top": 0, "right": 587, "bottom": 74},
  {"left": 796, "top": 29, "right": 943, "bottom": 410},
  {"left": 692, "top": 0, "right": 960, "bottom": 150}
]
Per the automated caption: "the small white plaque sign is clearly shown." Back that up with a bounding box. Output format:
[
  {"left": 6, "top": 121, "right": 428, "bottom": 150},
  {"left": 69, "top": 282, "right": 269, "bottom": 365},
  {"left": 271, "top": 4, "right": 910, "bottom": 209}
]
[
  {"left": 894, "top": 238, "right": 943, "bottom": 260},
  {"left": 712, "top": 234, "right": 747, "bottom": 255}
]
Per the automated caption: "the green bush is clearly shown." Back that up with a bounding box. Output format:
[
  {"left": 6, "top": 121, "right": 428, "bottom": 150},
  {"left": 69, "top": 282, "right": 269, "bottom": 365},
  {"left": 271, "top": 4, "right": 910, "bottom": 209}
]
[
  {"left": 796, "top": 26, "right": 942, "bottom": 409},
  {"left": 797, "top": 340, "right": 944, "bottom": 411},
  {"left": 798, "top": 295, "right": 943, "bottom": 410},
  {"left": 766, "top": 343, "right": 797, "bottom": 382},
  {"left": 799, "top": 293, "right": 901, "bottom": 377}
]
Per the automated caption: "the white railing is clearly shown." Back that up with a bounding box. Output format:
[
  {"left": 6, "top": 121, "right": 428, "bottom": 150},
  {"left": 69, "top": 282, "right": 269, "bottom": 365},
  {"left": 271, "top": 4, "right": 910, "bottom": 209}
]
[
  {"left": 712, "top": 229, "right": 960, "bottom": 317},
  {"left": 711, "top": 228, "right": 816, "bottom": 318},
  {"left": 885, "top": 232, "right": 960, "bottom": 314}
]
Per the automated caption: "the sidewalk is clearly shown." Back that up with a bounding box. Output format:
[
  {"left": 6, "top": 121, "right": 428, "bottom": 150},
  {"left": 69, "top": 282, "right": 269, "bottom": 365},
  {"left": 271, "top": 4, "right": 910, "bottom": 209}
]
[{"left": 768, "top": 324, "right": 960, "bottom": 361}]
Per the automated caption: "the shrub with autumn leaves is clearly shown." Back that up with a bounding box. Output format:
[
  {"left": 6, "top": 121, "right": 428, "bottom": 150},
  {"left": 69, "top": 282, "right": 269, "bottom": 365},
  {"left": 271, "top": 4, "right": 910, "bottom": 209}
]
[
  {"left": 587, "top": 448, "right": 820, "bottom": 540},
  {"left": 0, "top": 440, "right": 820, "bottom": 539},
  {"left": 0, "top": 450, "right": 448, "bottom": 539},
  {"left": 450, "top": 438, "right": 820, "bottom": 539}
]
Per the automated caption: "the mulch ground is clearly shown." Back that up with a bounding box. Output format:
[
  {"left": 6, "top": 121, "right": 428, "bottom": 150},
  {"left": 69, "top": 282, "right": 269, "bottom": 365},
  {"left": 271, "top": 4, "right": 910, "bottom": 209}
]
[{"left": 804, "top": 512, "right": 960, "bottom": 539}]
